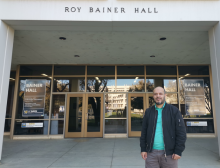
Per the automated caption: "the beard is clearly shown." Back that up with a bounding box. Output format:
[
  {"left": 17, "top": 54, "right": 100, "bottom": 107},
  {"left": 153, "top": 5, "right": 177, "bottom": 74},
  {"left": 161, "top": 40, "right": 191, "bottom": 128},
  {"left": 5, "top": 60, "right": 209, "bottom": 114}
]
[{"left": 154, "top": 97, "right": 165, "bottom": 105}]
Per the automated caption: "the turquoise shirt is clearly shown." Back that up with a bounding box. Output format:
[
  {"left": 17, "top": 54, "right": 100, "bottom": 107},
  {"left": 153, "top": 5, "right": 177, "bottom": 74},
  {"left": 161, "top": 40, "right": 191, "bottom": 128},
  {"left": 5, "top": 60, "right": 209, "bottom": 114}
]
[{"left": 153, "top": 102, "right": 165, "bottom": 150}]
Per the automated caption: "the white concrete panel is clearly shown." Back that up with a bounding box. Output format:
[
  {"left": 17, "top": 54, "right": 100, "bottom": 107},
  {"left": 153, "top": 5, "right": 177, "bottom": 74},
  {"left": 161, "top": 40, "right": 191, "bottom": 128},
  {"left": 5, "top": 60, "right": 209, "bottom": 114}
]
[
  {"left": 0, "top": 21, "right": 14, "bottom": 160},
  {"left": 0, "top": 0, "right": 220, "bottom": 21},
  {"left": 209, "top": 22, "right": 220, "bottom": 156}
]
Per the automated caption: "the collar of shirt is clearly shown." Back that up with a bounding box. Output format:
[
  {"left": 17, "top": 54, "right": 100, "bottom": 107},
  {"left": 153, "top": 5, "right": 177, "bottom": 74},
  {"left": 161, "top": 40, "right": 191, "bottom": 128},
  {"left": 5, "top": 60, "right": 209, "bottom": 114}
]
[{"left": 155, "top": 102, "right": 166, "bottom": 110}]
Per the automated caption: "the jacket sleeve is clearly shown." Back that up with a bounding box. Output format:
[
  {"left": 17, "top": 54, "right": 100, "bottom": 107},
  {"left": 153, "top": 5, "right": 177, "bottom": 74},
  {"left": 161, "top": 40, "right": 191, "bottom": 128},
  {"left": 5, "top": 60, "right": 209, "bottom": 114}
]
[
  {"left": 140, "top": 109, "right": 148, "bottom": 152},
  {"left": 174, "top": 110, "right": 187, "bottom": 156}
]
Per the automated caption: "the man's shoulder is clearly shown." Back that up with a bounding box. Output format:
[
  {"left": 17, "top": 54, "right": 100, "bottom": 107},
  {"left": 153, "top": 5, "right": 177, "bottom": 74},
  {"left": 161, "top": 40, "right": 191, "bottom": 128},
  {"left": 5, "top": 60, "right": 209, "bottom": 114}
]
[{"left": 165, "top": 103, "right": 180, "bottom": 114}]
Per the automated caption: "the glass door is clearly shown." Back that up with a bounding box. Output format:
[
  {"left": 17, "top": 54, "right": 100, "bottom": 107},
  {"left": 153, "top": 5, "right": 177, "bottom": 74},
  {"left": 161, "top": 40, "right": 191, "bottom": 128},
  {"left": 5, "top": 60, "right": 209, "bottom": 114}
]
[
  {"left": 128, "top": 93, "right": 154, "bottom": 137},
  {"left": 85, "top": 94, "right": 103, "bottom": 137},
  {"left": 65, "top": 93, "right": 103, "bottom": 138}
]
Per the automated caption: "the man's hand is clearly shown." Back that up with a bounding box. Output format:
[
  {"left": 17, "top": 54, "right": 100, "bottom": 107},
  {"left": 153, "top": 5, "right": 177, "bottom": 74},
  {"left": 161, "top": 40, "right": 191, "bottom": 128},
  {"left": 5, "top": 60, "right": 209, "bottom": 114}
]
[
  {"left": 172, "top": 154, "right": 181, "bottom": 160},
  {"left": 141, "top": 152, "right": 147, "bottom": 160}
]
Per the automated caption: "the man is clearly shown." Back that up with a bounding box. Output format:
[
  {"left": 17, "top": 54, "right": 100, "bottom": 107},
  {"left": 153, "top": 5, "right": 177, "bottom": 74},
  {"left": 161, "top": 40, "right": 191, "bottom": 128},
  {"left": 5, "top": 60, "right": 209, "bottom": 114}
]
[{"left": 140, "top": 86, "right": 186, "bottom": 168}]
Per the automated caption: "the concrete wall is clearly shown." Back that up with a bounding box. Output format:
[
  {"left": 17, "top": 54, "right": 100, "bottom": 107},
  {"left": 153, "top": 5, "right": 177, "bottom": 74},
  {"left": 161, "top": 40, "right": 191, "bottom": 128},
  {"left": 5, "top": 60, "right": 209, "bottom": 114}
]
[
  {"left": 0, "top": 20, "right": 14, "bottom": 160},
  {"left": 0, "top": 0, "right": 220, "bottom": 21},
  {"left": 209, "top": 22, "right": 220, "bottom": 155}
]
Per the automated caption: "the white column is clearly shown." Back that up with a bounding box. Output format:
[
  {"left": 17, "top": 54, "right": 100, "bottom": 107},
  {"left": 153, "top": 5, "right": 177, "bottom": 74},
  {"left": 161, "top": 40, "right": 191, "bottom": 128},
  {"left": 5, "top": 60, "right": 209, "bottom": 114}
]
[
  {"left": 209, "top": 22, "right": 220, "bottom": 156},
  {"left": 0, "top": 20, "right": 14, "bottom": 161}
]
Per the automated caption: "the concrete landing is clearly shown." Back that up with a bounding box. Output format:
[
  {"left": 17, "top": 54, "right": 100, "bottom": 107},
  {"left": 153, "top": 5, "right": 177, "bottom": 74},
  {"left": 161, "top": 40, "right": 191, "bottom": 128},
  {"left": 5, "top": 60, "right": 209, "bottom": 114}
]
[{"left": 0, "top": 136, "right": 220, "bottom": 168}]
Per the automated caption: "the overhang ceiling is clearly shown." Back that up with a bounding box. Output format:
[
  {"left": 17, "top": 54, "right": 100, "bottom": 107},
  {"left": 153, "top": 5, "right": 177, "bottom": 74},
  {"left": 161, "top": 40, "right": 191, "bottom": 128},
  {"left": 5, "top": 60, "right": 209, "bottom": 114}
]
[{"left": 8, "top": 21, "right": 214, "bottom": 70}]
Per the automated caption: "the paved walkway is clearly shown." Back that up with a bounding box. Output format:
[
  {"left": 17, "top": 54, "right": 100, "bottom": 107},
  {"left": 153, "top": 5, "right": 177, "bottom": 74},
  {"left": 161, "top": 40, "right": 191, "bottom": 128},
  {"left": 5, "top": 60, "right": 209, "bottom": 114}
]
[{"left": 0, "top": 136, "right": 220, "bottom": 168}]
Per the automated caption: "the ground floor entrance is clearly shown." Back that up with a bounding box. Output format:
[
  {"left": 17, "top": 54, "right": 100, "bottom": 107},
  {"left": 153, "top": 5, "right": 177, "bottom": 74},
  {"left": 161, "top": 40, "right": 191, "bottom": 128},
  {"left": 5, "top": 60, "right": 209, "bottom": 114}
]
[
  {"left": 65, "top": 93, "right": 103, "bottom": 138},
  {"left": 65, "top": 93, "right": 154, "bottom": 138}
]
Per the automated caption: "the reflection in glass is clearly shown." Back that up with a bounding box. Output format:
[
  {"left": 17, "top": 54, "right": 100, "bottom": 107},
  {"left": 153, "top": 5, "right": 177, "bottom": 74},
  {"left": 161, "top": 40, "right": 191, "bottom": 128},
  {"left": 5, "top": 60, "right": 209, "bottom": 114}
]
[
  {"left": 4, "top": 119, "right": 11, "bottom": 132},
  {"left": 131, "top": 97, "right": 144, "bottom": 131},
  {"left": 14, "top": 120, "right": 48, "bottom": 135},
  {"left": 68, "top": 97, "right": 83, "bottom": 132},
  {"left": 87, "top": 77, "right": 115, "bottom": 92},
  {"left": 149, "top": 97, "right": 154, "bottom": 107},
  {"left": 184, "top": 119, "right": 214, "bottom": 133},
  {"left": 146, "top": 78, "right": 177, "bottom": 92},
  {"left": 105, "top": 119, "right": 127, "bottom": 133},
  {"left": 117, "top": 77, "right": 145, "bottom": 92},
  {"left": 53, "top": 77, "right": 85, "bottom": 92},
  {"left": 50, "top": 120, "right": 64, "bottom": 134},
  {"left": 179, "top": 77, "right": 213, "bottom": 118},
  {"left": 87, "top": 97, "right": 101, "bottom": 132},
  {"left": 105, "top": 94, "right": 127, "bottom": 118},
  {"left": 16, "top": 78, "right": 51, "bottom": 119},
  {"left": 51, "top": 95, "right": 65, "bottom": 119},
  {"left": 166, "top": 94, "right": 178, "bottom": 109}
]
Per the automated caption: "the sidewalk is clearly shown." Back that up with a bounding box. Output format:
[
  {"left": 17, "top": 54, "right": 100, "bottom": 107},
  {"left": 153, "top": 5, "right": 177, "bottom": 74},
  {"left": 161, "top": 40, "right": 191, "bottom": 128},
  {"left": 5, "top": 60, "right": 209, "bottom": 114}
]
[{"left": 0, "top": 136, "right": 220, "bottom": 168}]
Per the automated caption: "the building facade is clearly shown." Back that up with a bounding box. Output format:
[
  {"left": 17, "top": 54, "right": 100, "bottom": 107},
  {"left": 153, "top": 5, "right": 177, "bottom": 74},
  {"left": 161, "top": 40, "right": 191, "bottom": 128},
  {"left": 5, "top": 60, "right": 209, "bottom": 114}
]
[{"left": 1, "top": 0, "right": 220, "bottom": 160}]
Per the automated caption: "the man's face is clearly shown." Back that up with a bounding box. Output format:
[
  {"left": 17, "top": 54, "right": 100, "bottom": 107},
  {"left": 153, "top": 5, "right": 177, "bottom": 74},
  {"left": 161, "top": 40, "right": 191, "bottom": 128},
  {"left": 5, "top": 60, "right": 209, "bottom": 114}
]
[{"left": 153, "top": 87, "right": 166, "bottom": 105}]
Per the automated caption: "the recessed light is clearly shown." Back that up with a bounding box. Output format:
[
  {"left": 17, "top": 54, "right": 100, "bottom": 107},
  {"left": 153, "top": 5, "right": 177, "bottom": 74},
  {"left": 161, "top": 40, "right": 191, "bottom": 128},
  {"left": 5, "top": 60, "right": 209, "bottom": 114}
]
[
  {"left": 59, "top": 37, "right": 66, "bottom": 40},
  {"left": 160, "top": 37, "right": 166, "bottom": 41},
  {"left": 150, "top": 55, "right": 155, "bottom": 57},
  {"left": 74, "top": 55, "right": 80, "bottom": 57}
]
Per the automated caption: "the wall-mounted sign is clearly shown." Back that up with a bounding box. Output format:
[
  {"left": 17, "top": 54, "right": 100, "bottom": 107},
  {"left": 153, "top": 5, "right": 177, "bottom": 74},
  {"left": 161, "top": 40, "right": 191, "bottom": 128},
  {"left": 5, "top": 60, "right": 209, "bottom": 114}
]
[
  {"left": 21, "top": 123, "right": 43, "bottom": 128},
  {"left": 184, "top": 79, "right": 206, "bottom": 115},
  {"left": 23, "top": 79, "right": 46, "bottom": 117},
  {"left": 186, "top": 121, "right": 207, "bottom": 126}
]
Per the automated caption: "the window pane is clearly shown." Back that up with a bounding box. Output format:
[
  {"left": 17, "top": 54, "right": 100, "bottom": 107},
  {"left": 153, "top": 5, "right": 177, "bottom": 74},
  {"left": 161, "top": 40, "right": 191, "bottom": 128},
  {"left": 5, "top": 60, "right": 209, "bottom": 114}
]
[
  {"left": 14, "top": 120, "right": 48, "bottom": 135},
  {"left": 184, "top": 119, "right": 214, "bottom": 133},
  {"left": 146, "top": 78, "right": 177, "bottom": 92},
  {"left": 117, "top": 66, "right": 144, "bottom": 75},
  {"left": 105, "top": 94, "right": 127, "bottom": 118},
  {"left": 105, "top": 119, "right": 127, "bottom": 133},
  {"left": 68, "top": 97, "right": 82, "bottom": 132},
  {"left": 179, "top": 66, "right": 209, "bottom": 75},
  {"left": 16, "top": 77, "right": 51, "bottom": 119},
  {"left": 131, "top": 97, "right": 144, "bottom": 131},
  {"left": 87, "top": 77, "right": 115, "bottom": 92},
  {"left": 87, "top": 97, "right": 101, "bottom": 132},
  {"left": 54, "top": 66, "right": 85, "bottom": 75},
  {"left": 4, "top": 119, "right": 11, "bottom": 132},
  {"left": 51, "top": 95, "right": 65, "bottom": 119},
  {"left": 179, "top": 77, "right": 213, "bottom": 118},
  {"left": 148, "top": 96, "right": 154, "bottom": 107},
  {"left": 20, "top": 66, "right": 52, "bottom": 76},
  {"left": 50, "top": 120, "right": 64, "bottom": 135},
  {"left": 87, "top": 66, "right": 115, "bottom": 75},
  {"left": 166, "top": 94, "right": 178, "bottom": 109},
  {"left": 117, "top": 77, "right": 145, "bottom": 92},
  {"left": 6, "top": 82, "right": 15, "bottom": 118},
  {"left": 53, "top": 77, "right": 85, "bottom": 92},
  {"left": 146, "top": 66, "right": 176, "bottom": 75}
]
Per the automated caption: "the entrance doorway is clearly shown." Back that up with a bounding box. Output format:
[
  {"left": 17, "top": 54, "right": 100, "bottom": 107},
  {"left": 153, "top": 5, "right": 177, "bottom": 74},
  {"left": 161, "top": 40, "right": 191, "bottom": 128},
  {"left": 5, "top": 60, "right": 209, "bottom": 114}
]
[
  {"left": 65, "top": 93, "right": 103, "bottom": 138},
  {"left": 128, "top": 93, "right": 154, "bottom": 137}
]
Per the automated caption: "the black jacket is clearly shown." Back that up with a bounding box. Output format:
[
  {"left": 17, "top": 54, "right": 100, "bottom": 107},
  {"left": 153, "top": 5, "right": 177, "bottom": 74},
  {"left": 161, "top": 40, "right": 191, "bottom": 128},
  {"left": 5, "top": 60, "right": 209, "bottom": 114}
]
[{"left": 140, "top": 103, "right": 186, "bottom": 156}]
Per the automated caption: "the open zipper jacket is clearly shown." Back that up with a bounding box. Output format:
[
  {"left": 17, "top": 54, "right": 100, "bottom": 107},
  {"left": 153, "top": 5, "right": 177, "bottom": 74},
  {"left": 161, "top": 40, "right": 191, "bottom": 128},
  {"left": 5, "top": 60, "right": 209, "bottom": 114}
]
[{"left": 140, "top": 103, "right": 186, "bottom": 156}]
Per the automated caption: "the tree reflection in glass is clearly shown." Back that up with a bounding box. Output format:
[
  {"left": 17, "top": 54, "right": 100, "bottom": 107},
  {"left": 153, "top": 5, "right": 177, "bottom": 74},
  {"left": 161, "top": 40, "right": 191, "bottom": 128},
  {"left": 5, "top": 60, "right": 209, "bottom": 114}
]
[
  {"left": 131, "top": 97, "right": 143, "bottom": 131},
  {"left": 87, "top": 77, "right": 115, "bottom": 92}
]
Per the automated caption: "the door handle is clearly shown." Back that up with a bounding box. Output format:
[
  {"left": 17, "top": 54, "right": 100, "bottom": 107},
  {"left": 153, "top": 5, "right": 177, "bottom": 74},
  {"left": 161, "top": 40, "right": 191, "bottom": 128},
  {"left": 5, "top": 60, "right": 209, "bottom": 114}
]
[{"left": 86, "top": 113, "right": 88, "bottom": 120}]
